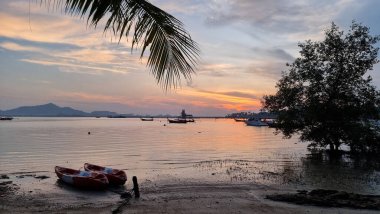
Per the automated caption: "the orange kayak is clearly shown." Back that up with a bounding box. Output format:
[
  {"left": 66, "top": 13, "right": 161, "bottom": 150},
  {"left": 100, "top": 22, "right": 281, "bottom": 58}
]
[
  {"left": 84, "top": 163, "right": 127, "bottom": 185},
  {"left": 55, "top": 166, "right": 108, "bottom": 189}
]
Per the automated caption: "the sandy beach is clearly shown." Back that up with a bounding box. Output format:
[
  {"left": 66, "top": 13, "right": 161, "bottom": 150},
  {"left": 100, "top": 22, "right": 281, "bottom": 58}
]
[{"left": 1, "top": 171, "right": 379, "bottom": 214}]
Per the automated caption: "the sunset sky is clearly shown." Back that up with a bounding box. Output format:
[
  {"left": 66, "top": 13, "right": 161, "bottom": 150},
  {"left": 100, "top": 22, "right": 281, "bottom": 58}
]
[{"left": 1, "top": 0, "right": 380, "bottom": 116}]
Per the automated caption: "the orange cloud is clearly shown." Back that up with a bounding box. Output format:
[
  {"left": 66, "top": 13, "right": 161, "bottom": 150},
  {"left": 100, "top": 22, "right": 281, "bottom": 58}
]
[
  {"left": 21, "top": 59, "right": 132, "bottom": 74},
  {"left": 0, "top": 42, "right": 44, "bottom": 52},
  {"left": 177, "top": 88, "right": 263, "bottom": 111}
]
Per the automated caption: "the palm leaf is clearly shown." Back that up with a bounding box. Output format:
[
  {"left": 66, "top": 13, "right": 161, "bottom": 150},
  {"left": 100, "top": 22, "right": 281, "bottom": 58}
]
[{"left": 44, "top": 0, "right": 200, "bottom": 89}]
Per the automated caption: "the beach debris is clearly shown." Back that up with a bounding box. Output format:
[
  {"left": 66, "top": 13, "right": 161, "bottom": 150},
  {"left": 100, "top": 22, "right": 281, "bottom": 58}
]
[
  {"left": 16, "top": 174, "right": 49, "bottom": 180},
  {"left": 266, "top": 189, "right": 380, "bottom": 210},
  {"left": 88, "top": 131, "right": 91, "bottom": 135},
  {"left": 0, "top": 174, "right": 9, "bottom": 179},
  {"left": 34, "top": 175, "right": 50, "bottom": 180},
  {"left": 0, "top": 181, "right": 12, "bottom": 185},
  {"left": 132, "top": 176, "right": 140, "bottom": 198},
  {"left": 0, "top": 180, "right": 18, "bottom": 196},
  {"left": 16, "top": 174, "right": 36, "bottom": 179},
  {"left": 296, "top": 190, "right": 307, "bottom": 194},
  {"left": 120, "top": 192, "right": 132, "bottom": 199},
  {"left": 112, "top": 198, "right": 130, "bottom": 214},
  {"left": 111, "top": 182, "right": 137, "bottom": 214}
]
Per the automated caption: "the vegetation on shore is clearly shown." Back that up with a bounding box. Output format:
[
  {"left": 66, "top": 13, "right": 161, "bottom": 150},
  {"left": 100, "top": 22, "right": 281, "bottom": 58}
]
[{"left": 263, "top": 22, "right": 380, "bottom": 154}]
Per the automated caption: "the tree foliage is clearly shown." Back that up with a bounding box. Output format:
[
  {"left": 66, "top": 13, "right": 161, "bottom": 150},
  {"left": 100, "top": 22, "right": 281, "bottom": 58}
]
[
  {"left": 263, "top": 22, "right": 380, "bottom": 153},
  {"left": 45, "top": 0, "right": 200, "bottom": 89}
]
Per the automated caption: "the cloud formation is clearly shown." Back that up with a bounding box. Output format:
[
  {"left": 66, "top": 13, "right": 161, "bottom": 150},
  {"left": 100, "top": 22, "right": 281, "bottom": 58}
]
[
  {"left": 205, "top": 0, "right": 354, "bottom": 35},
  {"left": 1, "top": 0, "right": 379, "bottom": 115},
  {"left": 0, "top": 2, "right": 145, "bottom": 76}
]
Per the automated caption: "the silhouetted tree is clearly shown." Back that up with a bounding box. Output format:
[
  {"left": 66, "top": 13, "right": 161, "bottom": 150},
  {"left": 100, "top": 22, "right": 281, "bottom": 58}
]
[
  {"left": 46, "top": 0, "right": 199, "bottom": 89},
  {"left": 263, "top": 22, "right": 380, "bottom": 154}
]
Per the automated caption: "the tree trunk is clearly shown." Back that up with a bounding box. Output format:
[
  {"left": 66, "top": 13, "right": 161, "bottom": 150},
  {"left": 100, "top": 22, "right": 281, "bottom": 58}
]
[{"left": 334, "top": 143, "right": 340, "bottom": 151}]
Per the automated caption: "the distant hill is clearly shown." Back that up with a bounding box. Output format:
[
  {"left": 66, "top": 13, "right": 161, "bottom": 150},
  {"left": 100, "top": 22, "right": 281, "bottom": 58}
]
[
  {"left": 0, "top": 103, "right": 87, "bottom": 116},
  {"left": 0, "top": 103, "right": 118, "bottom": 117},
  {"left": 89, "top": 111, "right": 118, "bottom": 117}
]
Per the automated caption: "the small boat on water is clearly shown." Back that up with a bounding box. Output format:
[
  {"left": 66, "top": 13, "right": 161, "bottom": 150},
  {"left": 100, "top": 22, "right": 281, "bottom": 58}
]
[
  {"left": 167, "top": 109, "right": 195, "bottom": 123},
  {"left": 265, "top": 119, "right": 278, "bottom": 128},
  {"left": 84, "top": 163, "right": 127, "bottom": 185},
  {"left": 55, "top": 166, "right": 108, "bottom": 189},
  {"left": 181, "top": 110, "right": 195, "bottom": 122},
  {"left": 245, "top": 118, "right": 268, "bottom": 126},
  {"left": 167, "top": 118, "right": 187, "bottom": 123},
  {"left": 234, "top": 118, "right": 246, "bottom": 122},
  {"left": 0, "top": 117, "right": 13, "bottom": 120},
  {"left": 140, "top": 117, "right": 154, "bottom": 121}
]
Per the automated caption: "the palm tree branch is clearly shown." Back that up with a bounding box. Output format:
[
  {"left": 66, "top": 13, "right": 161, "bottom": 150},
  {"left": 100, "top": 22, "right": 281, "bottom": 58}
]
[{"left": 46, "top": 0, "right": 199, "bottom": 89}]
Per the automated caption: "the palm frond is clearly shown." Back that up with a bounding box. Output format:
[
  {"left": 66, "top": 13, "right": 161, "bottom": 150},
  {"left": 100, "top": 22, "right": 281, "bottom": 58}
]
[{"left": 45, "top": 0, "right": 200, "bottom": 89}]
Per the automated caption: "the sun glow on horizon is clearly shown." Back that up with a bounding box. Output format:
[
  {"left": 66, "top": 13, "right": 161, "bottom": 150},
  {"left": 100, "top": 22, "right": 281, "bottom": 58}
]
[{"left": 1, "top": 0, "right": 379, "bottom": 115}]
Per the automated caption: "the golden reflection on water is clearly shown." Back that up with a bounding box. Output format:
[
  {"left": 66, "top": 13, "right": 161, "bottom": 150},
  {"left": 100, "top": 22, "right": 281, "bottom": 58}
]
[
  {"left": 1, "top": 118, "right": 379, "bottom": 194},
  {"left": 0, "top": 118, "right": 303, "bottom": 172}
]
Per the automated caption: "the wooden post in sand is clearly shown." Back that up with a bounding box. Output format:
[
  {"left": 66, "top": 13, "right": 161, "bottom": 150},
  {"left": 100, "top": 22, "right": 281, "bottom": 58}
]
[{"left": 132, "top": 176, "right": 140, "bottom": 198}]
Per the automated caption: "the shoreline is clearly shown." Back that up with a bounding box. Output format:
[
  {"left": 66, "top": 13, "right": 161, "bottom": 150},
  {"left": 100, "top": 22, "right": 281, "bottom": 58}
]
[{"left": 1, "top": 173, "right": 379, "bottom": 213}]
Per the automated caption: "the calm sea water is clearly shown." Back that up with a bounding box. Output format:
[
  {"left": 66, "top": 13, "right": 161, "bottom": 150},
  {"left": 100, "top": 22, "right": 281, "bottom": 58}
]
[{"left": 1, "top": 117, "right": 379, "bottom": 194}]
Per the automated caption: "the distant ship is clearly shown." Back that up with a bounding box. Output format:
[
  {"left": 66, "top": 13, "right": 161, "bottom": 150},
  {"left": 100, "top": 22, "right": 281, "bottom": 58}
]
[
  {"left": 0, "top": 117, "right": 13, "bottom": 121},
  {"left": 167, "top": 118, "right": 187, "bottom": 123},
  {"left": 107, "top": 115, "right": 128, "bottom": 118},
  {"left": 140, "top": 117, "right": 154, "bottom": 121},
  {"left": 245, "top": 118, "right": 268, "bottom": 126},
  {"left": 180, "top": 109, "right": 195, "bottom": 122},
  {"left": 167, "top": 109, "right": 195, "bottom": 123}
]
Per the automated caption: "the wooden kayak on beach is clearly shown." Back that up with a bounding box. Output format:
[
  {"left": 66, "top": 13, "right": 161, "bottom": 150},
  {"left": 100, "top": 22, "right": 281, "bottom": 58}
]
[
  {"left": 55, "top": 166, "right": 108, "bottom": 189},
  {"left": 84, "top": 163, "right": 127, "bottom": 185}
]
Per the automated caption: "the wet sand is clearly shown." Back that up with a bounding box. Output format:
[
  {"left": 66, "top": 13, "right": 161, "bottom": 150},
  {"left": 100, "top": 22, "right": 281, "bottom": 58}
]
[{"left": 1, "top": 172, "right": 379, "bottom": 214}]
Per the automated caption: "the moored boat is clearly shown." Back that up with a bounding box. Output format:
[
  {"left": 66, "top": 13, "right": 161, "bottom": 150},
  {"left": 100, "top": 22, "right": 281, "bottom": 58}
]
[
  {"left": 0, "top": 117, "right": 13, "bottom": 120},
  {"left": 180, "top": 109, "right": 195, "bottom": 122},
  {"left": 84, "top": 163, "right": 127, "bottom": 185},
  {"left": 167, "top": 118, "right": 187, "bottom": 123},
  {"left": 234, "top": 118, "right": 246, "bottom": 122},
  {"left": 55, "top": 166, "right": 108, "bottom": 189},
  {"left": 245, "top": 118, "right": 268, "bottom": 126},
  {"left": 141, "top": 117, "right": 154, "bottom": 121}
]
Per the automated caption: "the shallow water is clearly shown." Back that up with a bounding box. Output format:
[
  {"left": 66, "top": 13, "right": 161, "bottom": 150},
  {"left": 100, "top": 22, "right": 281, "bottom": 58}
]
[{"left": 1, "top": 117, "right": 379, "bottom": 194}]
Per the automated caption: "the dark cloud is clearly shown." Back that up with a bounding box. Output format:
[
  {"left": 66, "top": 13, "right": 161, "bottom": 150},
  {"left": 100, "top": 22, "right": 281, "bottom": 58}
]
[
  {"left": 251, "top": 47, "right": 294, "bottom": 61},
  {"left": 205, "top": 0, "right": 351, "bottom": 34},
  {"left": 197, "top": 63, "right": 240, "bottom": 77},
  {"left": 219, "top": 91, "right": 260, "bottom": 100},
  {"left": 245, "top": 61, "right": 287, "bottom": 80},
  {"left": 201, "top": 70, "right": 230, "bottom": 77},
  {"left": 195, "top": 88, "right": 260, "bottom": 100},
  {"left": 0, "top": 36, "right": 81, "bottom": 51}
]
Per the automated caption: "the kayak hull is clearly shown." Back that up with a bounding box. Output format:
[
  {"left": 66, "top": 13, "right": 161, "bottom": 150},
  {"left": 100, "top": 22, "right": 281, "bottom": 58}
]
[
  {"left": 55, "top": 166, "right": 108, "bottom": 189},
  {"left": 84, "top": 163, "right": 127, "bottom": 185}
]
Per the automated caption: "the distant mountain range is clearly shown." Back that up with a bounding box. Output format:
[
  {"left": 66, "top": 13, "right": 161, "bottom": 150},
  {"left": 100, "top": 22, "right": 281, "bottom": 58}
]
[{"left": 0, "top": 103, "right": 120, "bottom": 117}]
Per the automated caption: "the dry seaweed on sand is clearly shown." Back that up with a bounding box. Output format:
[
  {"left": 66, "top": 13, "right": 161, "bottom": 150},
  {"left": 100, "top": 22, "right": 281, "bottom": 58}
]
[{"left": 266, "top": 189, "right": 380, "bottom": 210}]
